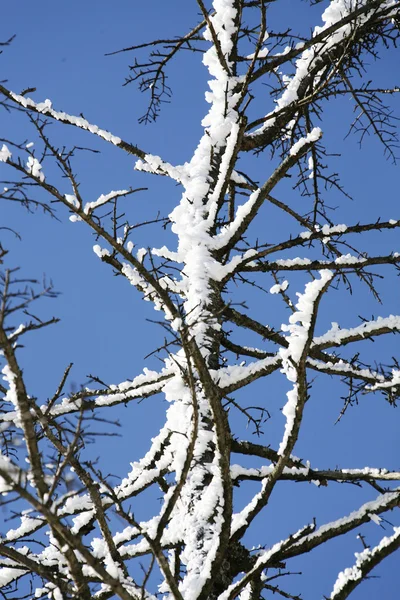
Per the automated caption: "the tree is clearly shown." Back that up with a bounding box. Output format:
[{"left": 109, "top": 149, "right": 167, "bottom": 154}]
[{"left": 1, "top": 1, "right": 400, "bottom": 599}]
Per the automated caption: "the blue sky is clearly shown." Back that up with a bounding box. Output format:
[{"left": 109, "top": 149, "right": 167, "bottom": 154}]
[{"left": 1, "top": 1, "right": 400, "bottom": 598}]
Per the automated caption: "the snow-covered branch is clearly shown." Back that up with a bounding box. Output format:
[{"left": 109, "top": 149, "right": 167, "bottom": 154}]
[{"left": 1, "top": 0, "right": 400, "bottom": 598}]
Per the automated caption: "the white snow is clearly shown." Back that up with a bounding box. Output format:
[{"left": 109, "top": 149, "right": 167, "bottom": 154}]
[
  {"left": 2, "top": 2, "right": 399, "bottom": 598},
  {"left": 330, "top": 527, "right": 400, "bottom": 598},
  {"left": 84, "top": 189, "right": 129, "bottom": 214},
  {"left": 135, "top": 154, "right": 186, "bottom": 183},
  {"left": 369, "top": 513, "right": 382, "bottom": 526},
  {"left": 366, "top": 368, "right": 400, "bottom": 392},
  {"left": 249, "top": 0, "right": 391, "bottom": 140},
  {"left": 278, "top": 271, "right": 333, "bottom": 455},
  {"left": 313, "top": 315, "right": 400, "bottom": 347},
  {"left": 289, "top": 127, "right": 322, "bottom": 155},
  {"left": 270, "top": 280, "right": 289, "bottom": 294},
  {"left": 246, "top": 47, "right": 269, "bottom": 60},
  {"left": 322, "top": 223, "right": 348, "bottom": 235},
  {"left": 275, "top": 257, "right": 312, "bottom": 267},
  {"left": 294, "top": 488, "right": 400, "bottom": 554},
  {"left": 1, "top": 364, "right": 21, "bottom": 428},
  {"left": 334, "top": 253, "right": 367, "bottom": 265},
  {"left": 7, "top": 91, "right": 122, "bottom": 146},
  {"left": 0, "top": 144, "right": 12, "bottom": 162},
  {"left": 93, "top": 245, "right": 111, "bottom": 259}
]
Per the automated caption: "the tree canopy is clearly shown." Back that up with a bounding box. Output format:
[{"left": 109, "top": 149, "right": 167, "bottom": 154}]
[{"left": 1, "top": 1, "right": 400, "bottom": 599}]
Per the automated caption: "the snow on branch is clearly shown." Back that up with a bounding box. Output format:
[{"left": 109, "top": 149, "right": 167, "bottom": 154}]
[
  {"left": 1, "top": 0, "right": 400, "bottom": 598},
  {"left": 0, "top": 369, "right": 172, "bottom": 425},
  {"left": 289, "top": 127, "right": 322, "bottom": 155},
  {"left": 0, "top": 83, "right": 179, "bottom": 176},
  {"left": 306, "top": 357, "right": 387, "bottom": 387},
  {"left": 278, "top": 271, "right": 333, "bottom": 455},
  {"left": 83, "top": 189, "right": 130, "bottom": 215},
  {"left": 284, "top": 488, "right": 400, "bottom": 560},
  {"left": 313, "top": 314, "right": 400, "bottom": 349},
  {"left": 240, "top": 253, "right": 400, "bottom": 272},
  {"left": 214, "top": 132, "right": 322, "bottom": 253},
  {"left": 0, "top": 88, "right": 123, "bottom": 143},
  {"left": 366, "top": 368, "right": 400, "bottom": 392},
  {"left": 26, "top": 155, "right": 45, "bottom": 182},
  {"left": 247, "top": 0, "right": 399, "bottom": 141},
  {"left": 231, "top": 463, "right": 400, "bottom": 485},
  {"left": 219, "top": 523, "right": 315, "bottom": 600},
  {"left": 135, "top": 154, "right": 189, "bottom": 183},
  {"left": 329, "top": 527, "right": 400, "bottom": 599},
  {"left": 0, "top": 144, "right": 12, "bottom": 162}
]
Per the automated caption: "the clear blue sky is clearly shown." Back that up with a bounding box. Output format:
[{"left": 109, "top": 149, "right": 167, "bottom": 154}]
[{"left": 1, "top": 2, "right": 400, "bottom": 598}]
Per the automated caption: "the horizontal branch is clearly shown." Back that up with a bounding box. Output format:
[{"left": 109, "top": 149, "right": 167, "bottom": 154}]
[
  {"left": 231, "top": 439, "right": 304, "bottom": 469},
  {"left": 232, "top": 464, "right": 400, "bottom": 485},
  {"left": 281, "top": 488, "right": 400, "bottom": 562},
  {"left": 228, "top": 218, "right": 400, "bottom": 272},
  {"left": 313, "top": 315, "right": 400, "bottom": 351},
  {"left": 0, "top": 370, "right": 172, "bottom": 423},
  {"left": 240, "top": 253, "right": 400, "bottom": 272},
  {"left": 0, "top": 84, "right": 181, "bottom": 181}
]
